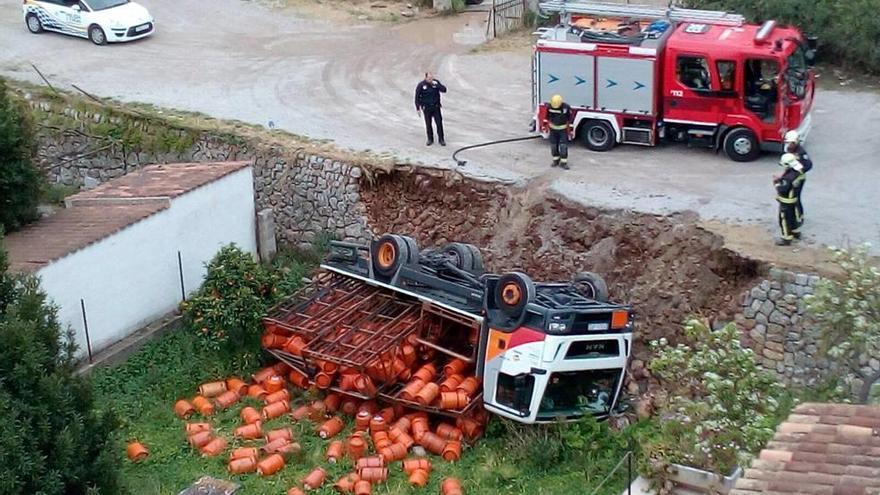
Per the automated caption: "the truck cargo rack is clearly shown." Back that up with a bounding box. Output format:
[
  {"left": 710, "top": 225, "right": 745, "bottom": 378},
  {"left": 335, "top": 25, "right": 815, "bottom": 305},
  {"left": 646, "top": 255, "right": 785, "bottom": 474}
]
[{"left": 539, "top": 0, "right": 745, "bottom": 27}]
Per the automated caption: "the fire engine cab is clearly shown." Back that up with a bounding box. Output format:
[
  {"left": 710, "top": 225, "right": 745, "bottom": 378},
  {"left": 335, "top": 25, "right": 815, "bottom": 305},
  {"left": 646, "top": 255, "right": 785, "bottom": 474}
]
[{"left": 532, "top": 1, "right": 816, "bottom": 161}]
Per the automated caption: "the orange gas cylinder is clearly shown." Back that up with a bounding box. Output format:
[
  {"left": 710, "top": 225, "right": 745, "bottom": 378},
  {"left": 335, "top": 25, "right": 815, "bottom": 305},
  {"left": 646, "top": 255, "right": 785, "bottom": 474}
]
[
  {"left": 257, "top": 454, "right": 285, "bottom": 476},
  {"left": 265, "top": 375, "right": 285, "bottom": 394},
  {"left": 287, "top": 488, "right": 306, "bottom": 495},
  {"left": 456, "top": 416, "right": 485, "bottom": 441},
  {"left": 348, "top": 434, "right": 367, "bottom": 460},
  {"left": 456, "top": 377, "right": 480, "bottom": 396},
  {"left": 441, "top": 441, "right": 461, "bottom": 462},
  {"left": 439, "top": 374, "right": 464, "bottom": 392},
  {"left": 418, "top": 432, "right": 446, "bottom": 455},
  {"left": 187, "top": 430, "right": 213, "bottom": 449},
  {"left": 371, "top": 431, "right": 392, "bottom": 451},
  {"left": 263, "top": 400, "right": 290, "bottom": 419},
  {"left": 238, "top": 406, "right": 260, "bottom": 425},
  {"left": 410, "top": 416, "right": 429, "bottom": 442},
  {"left": 399, "top": 379, "right": 425, "bottom": 401},
  {"left": 309, "top": 400, "right": 328, "bottom": 422},
  {"left": 234, "top": 422, "right": 263, "bottom": 440},
  {"left": 354, "top": 480, "right": 371, "bottom": 495},
  {"left": 215, "top": 390, "right": 241, "bottom": 410},
  {"left": 252, "top": 366, "right": 277, "bottom": 384},
  {"left": 355, "top": 456, "right": 385, "bottom": 469},
  {"left": 265, "top": 389, "right": 290, "bottom": 405},
  {"left": 198, "top": 380, "right": 227, "bottom": 398},
  {"left": 302, "top": 467, "right": 327, "bottom": 490},
  {"left": 326, "top": 440, "right": 345, "bottom": 463},
  {"left": 391, "top": 416, "right": 412, "bottom": 433},
  {"left": 228, "top": 456, "right": 258, "bottom": 474},
  {"left": 318, "top": 417, "right": 345, "bottom": 439},
  {"left": 436, "top": 423, "right": 463, "bottom": 442},
  {"left": 126, "top": 441, "right": 149, "bottom": 462},
  {"left": 357, "top": 467, "right": 388, "bottom": 483},
  {"left": 378, "top": 407, "right": 396, "bottom": 423},
  {"left": 334, "top": 473, "right": 361, "bottom": 493},
  {"left": 358, "top": 401, "right": 379, "bottom": 416},
  {"left": 369, "top": 415, "right": 387, "bottom": 433},
  {"left": 276, "top": 441, "right": 302, "bottom": 460},
  {"left": 415, "top": 383, "right": 440, "bottom": 406},
  {"left": 315, "top": 372, "right": 336, "bottom": 389},
  {"left": 200, "top": 437, "right": 228, "bottom": 457},
  {"left": 230, "top": 447, "right": 259, "bottom": 460},
  {"left": 266, "top": 428, "right": 293, "bottom": 443},
  {"left": 323, "top": 393, "right": 342, "bottom": 413},
  {"left": 339, "top": 372, "right": 359, "bottom": 391},
  {"left": 291, "top": 404, "right": 311, "bottom": 421},
  {"left": 261, "top": 332, "right": 288, "bottom": 349},
  {"left": 412, "top": 364, "right": 437, "bottom": 383},
  {"left": 262, "top": 437, "right": 291, "bottom": 455},
  {"left": 191, "top": 396, "right": 215, "bottom": 416},
  {"left": 408, "top": 468, "right": 429, "bottom": 487},
  {"left": 354, "top": 375, "right": 377, "bottom": 396},
  {"left": 174, "top": 399, "right": 195, "bottom": 419},
  {"left": 439, "top": 391, "right": 469, "bottom": 410},
  {"left": 379, "top": 443, "right": 407, "bottom": 462},
  {"left": 341, "top": 399, "right": 359, "bottom": 416},
  {"left": 355, "top": 410, "right": 371, "bottom": 430},
  {"left": 399, "top": 344, "right": 417, "bottom": 366},
  {"left": 284, "top": 335, "right": 306, "bottom": 355},
  {"left": 441, "top": 477, "right": 463, "bottom": 495},
  {"left": 248, "top": 385, "right": 269, "bottom": 400},
  {"left": 289, "top": 369, "right": 310, "bottom": 389},
  {"left": 226, "top": 377, "right": 248, "bottom": 395},
  {"left": 185, "top": 422, "right": 211, "bottom": 435},
  {"left": 402, "top": 458, "right": 432, "bottom": 474},
  {"left": 443, "top": 358, "right": 468, "bottom": 377}
]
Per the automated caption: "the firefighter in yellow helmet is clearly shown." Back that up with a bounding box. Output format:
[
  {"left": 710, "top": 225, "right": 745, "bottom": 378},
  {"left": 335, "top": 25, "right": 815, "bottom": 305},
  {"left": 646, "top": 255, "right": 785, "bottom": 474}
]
[
  {"left": 545, "top": 94, "right": 573, "bottom": 169},
  {"left": 773, "top": 153, "right": 803, "bottom": 246}
]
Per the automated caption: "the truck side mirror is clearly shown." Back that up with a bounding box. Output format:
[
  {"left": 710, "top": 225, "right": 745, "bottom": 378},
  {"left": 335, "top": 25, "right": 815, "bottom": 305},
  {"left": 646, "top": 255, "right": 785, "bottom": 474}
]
[{"left": 805, "top": 49, "right": 816, "bottom": 68}]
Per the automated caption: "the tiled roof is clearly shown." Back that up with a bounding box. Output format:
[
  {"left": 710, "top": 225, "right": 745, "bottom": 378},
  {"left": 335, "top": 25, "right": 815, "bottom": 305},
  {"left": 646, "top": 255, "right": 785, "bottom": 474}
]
[
  {"left": 731, "top": 402, "right": 880, "bottom": 495},
  {"left": 67, "top": 161, "right": 251, "bottom": 205},
  {"left": 3, "top": 161, "right": 252, "bottom": 272}
]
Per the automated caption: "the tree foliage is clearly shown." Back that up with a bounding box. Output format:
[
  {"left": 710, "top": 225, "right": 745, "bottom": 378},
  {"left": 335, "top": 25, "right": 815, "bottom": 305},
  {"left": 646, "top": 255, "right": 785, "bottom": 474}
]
[
  {"left": 0, "top": 78, "right": 42, "bottom": 231},
  {"left": 0, "top": 242, "right": 119, "bottom": 494},
  {"left": 643, "top": 320, "right": 782, "bottom": 486},
  {"left": 181, "top": 245, "right": 279, "bottom": 353},
  {"left": 683, "top": 0, "right": 880, "bottom": 73},
  {"left": 805, "top": 244, "right": 880, "bottom": 401}
]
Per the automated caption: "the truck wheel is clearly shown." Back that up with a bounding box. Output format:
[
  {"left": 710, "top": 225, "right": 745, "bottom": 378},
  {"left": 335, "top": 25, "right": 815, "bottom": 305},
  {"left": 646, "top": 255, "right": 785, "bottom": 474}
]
[
  {"left": 580, "top": 121, "right": 615, "bottom": 151},
  {"left": 442, "top": 242, "right": 481, "bottom": 273},
  {"left": 573, "top": 272, "right": 609, "bottom": 302},
  {"left": 495, "top": 272, "right": 535, "bottom": 317},
  {"left": 465, "top": 243, "right": 484, "bottom": 274},
  {"left": 723, "top": 128, "right": 760, "bottom": 162},
  {"left": 399, "top": 235, "right": 420, "bottom": 264},
  {"left": 372, "top": 234, "right": 410, "bottom": 278}
]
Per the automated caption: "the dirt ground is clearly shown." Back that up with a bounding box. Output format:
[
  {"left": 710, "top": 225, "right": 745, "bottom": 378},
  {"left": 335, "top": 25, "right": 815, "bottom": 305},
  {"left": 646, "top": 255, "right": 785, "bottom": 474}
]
[{"left": 1, "top": 0, "right": 878, "bottom": 264}]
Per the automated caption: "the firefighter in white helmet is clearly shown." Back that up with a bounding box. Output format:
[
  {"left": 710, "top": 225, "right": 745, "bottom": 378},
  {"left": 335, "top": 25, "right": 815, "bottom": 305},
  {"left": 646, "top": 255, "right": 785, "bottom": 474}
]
[
  {"left": 545, "top": 94, "right": 573, "bottom": 169},
  {"left": 773, "top": 153, "right": 804, "bottom": 246},
  {"left": 783, "top": 130, "right": 812, "bottom": 223}
]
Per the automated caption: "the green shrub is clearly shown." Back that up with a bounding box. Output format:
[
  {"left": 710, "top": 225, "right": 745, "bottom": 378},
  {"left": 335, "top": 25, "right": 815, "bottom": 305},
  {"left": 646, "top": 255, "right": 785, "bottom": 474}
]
[
  {"left": 643, "top": 320, "right": 781, "bottom": 483},
  {"left": 683, "top": 0, "right": 880, "bottom": 73},
  {"left": 805, "top": 244, "right": 880, "bottom": 402},
  {"left": 0, "top": 249, "right": 119, "bottom": 494},
  {"left": 181, "top": 245, "right": 278, "bottom": 353},
  {"left": 0, "top": 78, "right": 42, "bottom": 231}
]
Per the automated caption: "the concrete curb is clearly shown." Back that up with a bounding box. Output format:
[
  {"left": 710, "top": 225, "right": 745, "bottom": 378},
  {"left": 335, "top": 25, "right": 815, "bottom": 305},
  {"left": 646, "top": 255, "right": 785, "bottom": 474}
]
[{"left": 75, "top": 312, "right": 183, "bottom": 376}]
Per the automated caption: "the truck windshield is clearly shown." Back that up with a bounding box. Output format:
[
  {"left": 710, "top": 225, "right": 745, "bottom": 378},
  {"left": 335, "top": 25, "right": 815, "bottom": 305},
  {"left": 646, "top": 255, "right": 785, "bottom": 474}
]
[{"left": 538, "top": 369, "right": 620, "bottom": 418}]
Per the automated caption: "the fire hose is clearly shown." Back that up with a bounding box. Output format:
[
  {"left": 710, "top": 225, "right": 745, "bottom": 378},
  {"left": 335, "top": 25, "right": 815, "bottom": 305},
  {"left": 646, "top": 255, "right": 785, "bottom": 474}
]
[{"left": 452, "top": 135, "right": 542, "bottom": 167}]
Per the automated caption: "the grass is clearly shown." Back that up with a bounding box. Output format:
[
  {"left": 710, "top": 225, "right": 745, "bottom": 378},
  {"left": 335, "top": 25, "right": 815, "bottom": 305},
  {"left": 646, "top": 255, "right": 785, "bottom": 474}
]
[{"left": 40, "top": 183, "right": 79, "bottom": 205}]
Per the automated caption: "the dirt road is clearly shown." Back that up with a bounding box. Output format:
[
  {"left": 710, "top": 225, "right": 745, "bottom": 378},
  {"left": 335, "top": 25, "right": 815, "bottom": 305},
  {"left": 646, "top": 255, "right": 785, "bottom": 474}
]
[{"left": 1, "top": 0, "right": 878, "bottom": 252}]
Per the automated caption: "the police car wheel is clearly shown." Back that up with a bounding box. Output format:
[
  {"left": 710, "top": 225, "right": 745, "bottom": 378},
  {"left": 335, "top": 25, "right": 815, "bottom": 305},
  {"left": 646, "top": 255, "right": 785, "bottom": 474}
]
[
  {"left": 581, "top": 121, "right": 615, "bottom": 152},
  {"left": 723, "top": 128, "right": 760, "bottom": 162},
  {"left": 26, "top": 13, "right": 43, "bottom": 34},
  {"left": 89, "top": 25, "right": 107, "bottom": 45}
]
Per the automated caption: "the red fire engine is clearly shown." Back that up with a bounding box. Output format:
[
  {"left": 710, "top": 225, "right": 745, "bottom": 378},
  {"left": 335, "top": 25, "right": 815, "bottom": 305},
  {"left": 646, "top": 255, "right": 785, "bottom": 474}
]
[{"left": 532, "top": 1, "right": 817, "bottom": 161}]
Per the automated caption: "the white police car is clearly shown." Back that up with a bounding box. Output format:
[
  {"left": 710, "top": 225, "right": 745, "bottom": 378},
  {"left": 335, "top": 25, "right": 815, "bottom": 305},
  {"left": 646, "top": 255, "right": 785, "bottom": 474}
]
[{"left": 23, "top": 0, "right": 154, "bottom": 45}]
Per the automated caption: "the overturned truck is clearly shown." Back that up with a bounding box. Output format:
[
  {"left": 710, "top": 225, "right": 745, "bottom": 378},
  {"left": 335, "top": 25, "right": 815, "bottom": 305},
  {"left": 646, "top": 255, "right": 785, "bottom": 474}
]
[{"left": 262, "top": 234, "right": 633, "bottom": 427}]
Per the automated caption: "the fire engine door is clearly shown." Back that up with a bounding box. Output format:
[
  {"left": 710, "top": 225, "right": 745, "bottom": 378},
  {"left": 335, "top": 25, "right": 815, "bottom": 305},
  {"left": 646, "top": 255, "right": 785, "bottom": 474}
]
[{"left": 664, "top": 53, "right": 732, "bottom": 126}]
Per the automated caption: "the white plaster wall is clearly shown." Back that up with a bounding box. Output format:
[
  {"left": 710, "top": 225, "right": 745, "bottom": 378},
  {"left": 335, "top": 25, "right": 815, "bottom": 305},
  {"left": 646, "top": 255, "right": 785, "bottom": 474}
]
[{"left": 37, "top": 167, "right": 256, "bottom": 357}]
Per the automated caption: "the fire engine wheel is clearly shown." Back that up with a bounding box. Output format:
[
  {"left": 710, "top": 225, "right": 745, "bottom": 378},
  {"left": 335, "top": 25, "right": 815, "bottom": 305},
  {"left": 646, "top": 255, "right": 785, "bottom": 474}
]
[
  {"left": 495, "top": 272, "right": 535, "bottom": 317},
  {"left": 399, "top": 235, "right": 420, "bottom": 264},
  {"left": 723, "top": 128, "right": 761, "bottom": 162},
  {"left": 573, "top": 271, "right": 610, "bottom": 302},
  {"left": 441, "top": 242, "right": 480, "bottom": 273},
  {"left": 372, "top": 234, "right": 410, "bottom": 277},
  {"left": 465, "top": 243, "right": 484, "bottom": 274},
  {"left": 580, "top": 121, "right": 616, "bottom": 152}
]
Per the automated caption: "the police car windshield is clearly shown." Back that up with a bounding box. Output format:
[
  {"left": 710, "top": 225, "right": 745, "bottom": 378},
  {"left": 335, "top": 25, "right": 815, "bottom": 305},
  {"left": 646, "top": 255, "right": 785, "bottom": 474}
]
[{"left": 85, "top": 0, "right": 129, "bottom": 11}]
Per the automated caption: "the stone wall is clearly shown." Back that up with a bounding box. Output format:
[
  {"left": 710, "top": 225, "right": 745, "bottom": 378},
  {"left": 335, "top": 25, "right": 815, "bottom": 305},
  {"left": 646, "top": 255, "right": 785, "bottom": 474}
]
[{"left": 26, "top": 95, "right": 371, "bottom": 249}]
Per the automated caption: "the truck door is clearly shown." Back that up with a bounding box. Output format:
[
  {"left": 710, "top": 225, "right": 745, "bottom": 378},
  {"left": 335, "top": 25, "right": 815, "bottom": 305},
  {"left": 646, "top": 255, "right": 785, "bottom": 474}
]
[{"left": 663, "top": 53, "right": 729, "bottom": 127}]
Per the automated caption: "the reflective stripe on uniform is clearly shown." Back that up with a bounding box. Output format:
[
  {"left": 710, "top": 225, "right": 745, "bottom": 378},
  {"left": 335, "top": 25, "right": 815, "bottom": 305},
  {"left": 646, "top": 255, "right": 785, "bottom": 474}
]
[
  {"left": 549, "top": 124, "right": 568, "bottom": 130},
  {"left": 547, "top": 108, "right": 562, "bottom": 113},
  {"left": 777, "top": 197, "right": 798, "bottom": 204}
]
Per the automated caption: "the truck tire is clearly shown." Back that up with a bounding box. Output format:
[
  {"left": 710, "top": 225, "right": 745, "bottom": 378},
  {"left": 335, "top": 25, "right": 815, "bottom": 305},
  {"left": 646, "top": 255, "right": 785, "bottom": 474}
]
[
  {"left": 573, "top": 272, "right": 609, "bottom": 302},
  {"left": 495, "top": 272, "right": 535, "bottom": 317},
  {"left": 399, "top": 235, "right": 420, "bottom": 264},
  {"left": 580, "top": 120, "right": 616, "bottom": 152},
  {"left": 442, "top": 242, "right": 474, "bottom": 271},
  {"left": 723, "top": 128, "right": 760, "bottom": 162},
  {"left": 465, "top": 243, "right": 484, "bottom": 274},
  {"left": 372, "top": 234, "right": 410, "bottom": 278}
]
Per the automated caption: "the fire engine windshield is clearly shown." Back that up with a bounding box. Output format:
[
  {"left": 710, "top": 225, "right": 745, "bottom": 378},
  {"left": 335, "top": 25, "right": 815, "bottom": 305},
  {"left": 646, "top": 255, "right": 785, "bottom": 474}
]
[{"left": 537, "top": 369, "right": 620, "bottom": 419}]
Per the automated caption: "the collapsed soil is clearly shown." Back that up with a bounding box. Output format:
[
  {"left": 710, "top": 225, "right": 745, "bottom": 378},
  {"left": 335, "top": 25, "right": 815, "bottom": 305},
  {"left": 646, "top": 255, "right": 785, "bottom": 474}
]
[{"left": 361, "top": 169, "right": 763, "bottom": 394}]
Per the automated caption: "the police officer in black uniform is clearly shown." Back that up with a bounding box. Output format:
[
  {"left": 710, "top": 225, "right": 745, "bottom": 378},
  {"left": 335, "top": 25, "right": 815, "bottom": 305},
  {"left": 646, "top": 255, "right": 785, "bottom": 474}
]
[
  {"left": 545, "top": 94, "right": 572, "bottom": 169},
  {"left": 783, "top": 130, "right": 812, "bottom": 224},
  {"left": 414, "top": 72, "right": 447, "bottom": 146}
]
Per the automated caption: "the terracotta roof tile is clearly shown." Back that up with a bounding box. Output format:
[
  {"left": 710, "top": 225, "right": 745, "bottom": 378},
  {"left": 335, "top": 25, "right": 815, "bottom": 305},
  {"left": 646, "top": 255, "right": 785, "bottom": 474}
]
[
  {"left": 735, "top": 403, "right": 880, "bottom": 495},
  {"left": 3, "top": 161, "right": 252, "bottom": 272}
]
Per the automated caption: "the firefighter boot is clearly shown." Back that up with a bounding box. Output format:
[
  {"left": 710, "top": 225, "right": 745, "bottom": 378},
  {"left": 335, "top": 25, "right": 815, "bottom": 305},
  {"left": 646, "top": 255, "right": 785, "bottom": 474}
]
[
  {"left": 775, "top": 238, "right": 792, "bottom": 246},
  {"left": 551, "top": 157, "right": 559, "bottom": 168}
]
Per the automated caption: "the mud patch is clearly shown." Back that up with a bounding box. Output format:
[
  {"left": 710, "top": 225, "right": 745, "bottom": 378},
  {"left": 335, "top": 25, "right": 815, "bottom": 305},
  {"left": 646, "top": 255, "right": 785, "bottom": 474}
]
[{"left": 361, "top": 169, "right": 763, "bottom": 392}]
